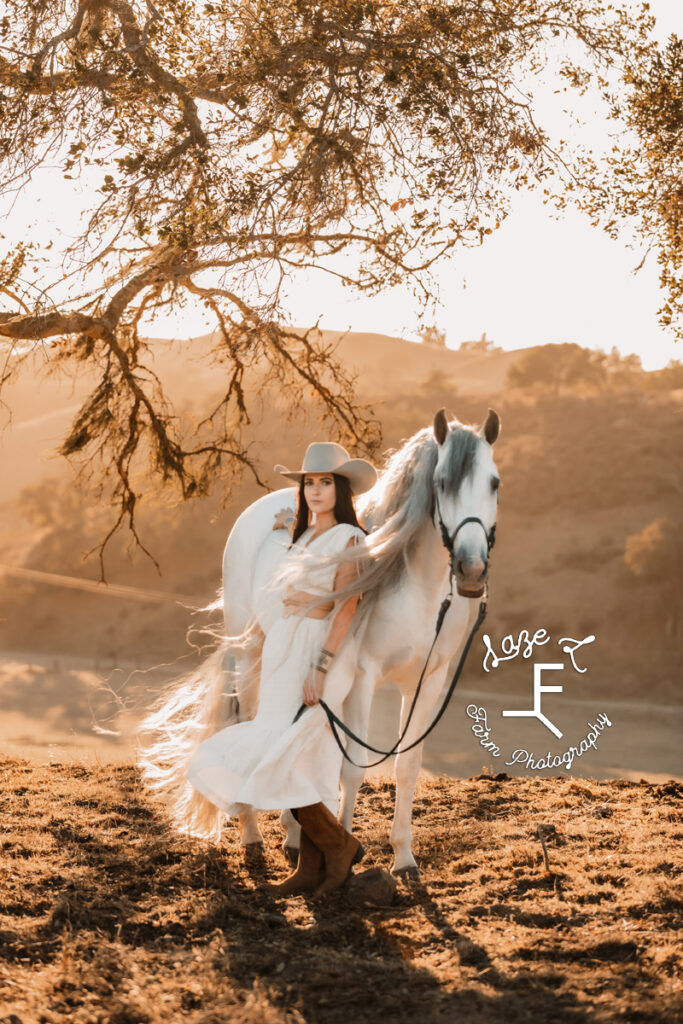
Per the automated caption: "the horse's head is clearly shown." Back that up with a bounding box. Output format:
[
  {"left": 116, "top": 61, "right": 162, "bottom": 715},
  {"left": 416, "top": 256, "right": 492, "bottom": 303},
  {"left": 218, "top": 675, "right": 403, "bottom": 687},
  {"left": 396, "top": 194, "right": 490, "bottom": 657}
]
[{"left": 432, "top": 407, "right": 501, "bottom": 598}]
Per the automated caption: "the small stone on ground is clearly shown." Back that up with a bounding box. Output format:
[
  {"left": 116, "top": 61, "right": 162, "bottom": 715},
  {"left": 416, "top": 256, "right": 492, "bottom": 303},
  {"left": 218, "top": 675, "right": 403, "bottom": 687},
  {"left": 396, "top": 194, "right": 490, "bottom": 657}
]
[{"left": 347, "top": 867, "right": 397, "bottom": 907}]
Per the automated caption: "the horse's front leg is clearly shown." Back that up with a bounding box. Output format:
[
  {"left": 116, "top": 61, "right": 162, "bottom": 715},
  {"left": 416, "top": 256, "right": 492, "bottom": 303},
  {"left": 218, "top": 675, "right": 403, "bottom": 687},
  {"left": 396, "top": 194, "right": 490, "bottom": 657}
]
[
  {"left": 338, "top": 669, "right": 374, "bottom": 832},
  {"left": 391, "top": 667, "right": 448, "bottom": 876}
]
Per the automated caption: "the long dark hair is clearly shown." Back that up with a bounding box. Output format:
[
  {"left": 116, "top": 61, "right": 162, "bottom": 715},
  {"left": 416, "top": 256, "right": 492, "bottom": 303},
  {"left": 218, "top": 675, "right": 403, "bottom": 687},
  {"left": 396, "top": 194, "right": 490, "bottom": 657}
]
[{"left": 291, "top": 473, "right": 365, "bottom": 545}]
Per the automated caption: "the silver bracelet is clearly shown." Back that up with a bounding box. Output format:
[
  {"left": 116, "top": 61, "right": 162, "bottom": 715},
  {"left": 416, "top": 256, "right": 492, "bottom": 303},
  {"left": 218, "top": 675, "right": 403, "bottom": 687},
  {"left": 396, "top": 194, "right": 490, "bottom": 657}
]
[{"left": 315, "top": 648, "right": 334, "bottom": 673}]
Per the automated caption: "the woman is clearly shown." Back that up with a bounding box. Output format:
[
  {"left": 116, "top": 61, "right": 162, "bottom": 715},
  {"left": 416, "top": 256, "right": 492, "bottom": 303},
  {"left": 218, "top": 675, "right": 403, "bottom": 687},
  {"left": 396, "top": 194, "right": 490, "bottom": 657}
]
[{"left": 185, "top": 441, "right": 377, "bottom": 897}]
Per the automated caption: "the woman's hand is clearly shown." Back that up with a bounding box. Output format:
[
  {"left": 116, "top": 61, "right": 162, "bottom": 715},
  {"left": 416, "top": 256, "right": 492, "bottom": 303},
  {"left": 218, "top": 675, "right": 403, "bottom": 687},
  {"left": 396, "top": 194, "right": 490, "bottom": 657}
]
[
  {"left": 272, "top": 507, "right": 295, "bottom": 532},
  {"left": 302, "top": 667, "right": 326, "bottom": 706}
]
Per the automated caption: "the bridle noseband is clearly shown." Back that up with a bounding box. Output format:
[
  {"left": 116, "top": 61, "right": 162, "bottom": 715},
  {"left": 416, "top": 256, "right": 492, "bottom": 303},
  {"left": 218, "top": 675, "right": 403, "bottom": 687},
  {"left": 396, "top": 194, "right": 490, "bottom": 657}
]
[{"left": 434, "top": 491, "right": 496, "bottom": 590}]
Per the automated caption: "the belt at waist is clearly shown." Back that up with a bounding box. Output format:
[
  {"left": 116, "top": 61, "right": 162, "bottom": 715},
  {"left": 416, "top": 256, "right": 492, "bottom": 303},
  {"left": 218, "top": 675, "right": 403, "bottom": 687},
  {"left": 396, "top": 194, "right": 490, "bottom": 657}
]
[{"left": 282, "top": 588, "right": 335, "bottom": 619}]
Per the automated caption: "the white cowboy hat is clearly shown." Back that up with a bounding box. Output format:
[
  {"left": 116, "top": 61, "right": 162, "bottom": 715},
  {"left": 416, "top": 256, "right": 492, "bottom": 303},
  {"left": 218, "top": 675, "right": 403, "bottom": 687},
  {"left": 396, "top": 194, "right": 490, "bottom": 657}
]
[{"left": 275, "top": 442, "right": 377, "bottom": 496}]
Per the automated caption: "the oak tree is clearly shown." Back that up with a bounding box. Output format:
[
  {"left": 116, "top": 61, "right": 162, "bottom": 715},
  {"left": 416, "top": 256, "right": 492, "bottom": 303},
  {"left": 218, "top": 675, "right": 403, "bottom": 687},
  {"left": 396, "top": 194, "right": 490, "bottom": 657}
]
[
  {"left": 0, "top": 0, "right": 655, "bottom": 567},
  {"left": 568, "top": 33, "right": 683, "bottom": 342}
]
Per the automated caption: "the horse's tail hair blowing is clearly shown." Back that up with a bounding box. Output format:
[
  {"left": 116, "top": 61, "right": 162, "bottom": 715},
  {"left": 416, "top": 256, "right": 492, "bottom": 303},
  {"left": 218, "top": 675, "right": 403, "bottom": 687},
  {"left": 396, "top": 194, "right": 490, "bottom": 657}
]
[{"left": 135, "top": 606, "right": 263, "bottom": 841}]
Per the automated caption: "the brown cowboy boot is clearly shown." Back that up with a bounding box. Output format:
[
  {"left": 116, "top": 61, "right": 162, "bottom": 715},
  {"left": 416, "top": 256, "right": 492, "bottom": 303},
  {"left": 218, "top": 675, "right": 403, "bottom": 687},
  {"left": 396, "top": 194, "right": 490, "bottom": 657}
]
[
  {"left": 268, "top": 829, "right": 323, "bottom": 896},
  {"left": 297, "top": 802, "right": 364, "bottom": 896}
]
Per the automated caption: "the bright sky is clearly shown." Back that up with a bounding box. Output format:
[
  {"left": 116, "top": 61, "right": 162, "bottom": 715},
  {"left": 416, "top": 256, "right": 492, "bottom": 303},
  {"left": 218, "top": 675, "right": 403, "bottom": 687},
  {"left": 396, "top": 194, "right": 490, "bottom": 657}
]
[
  {"left": 280, "top": 189, "right": 678, "bottom": 371},
  {"left": 2, "top": 1, "right": 680, "bottom": 371},
  {"left": 279, "top": 0, "right": 681, "bottom": 371}
]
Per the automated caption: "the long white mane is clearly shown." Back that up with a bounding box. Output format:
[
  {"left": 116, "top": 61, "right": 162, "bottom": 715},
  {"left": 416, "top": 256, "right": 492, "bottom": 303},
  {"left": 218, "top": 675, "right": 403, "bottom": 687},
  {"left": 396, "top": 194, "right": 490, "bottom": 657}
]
[{"left": 322, "top": 418, "right": 482, "bottom": 615}]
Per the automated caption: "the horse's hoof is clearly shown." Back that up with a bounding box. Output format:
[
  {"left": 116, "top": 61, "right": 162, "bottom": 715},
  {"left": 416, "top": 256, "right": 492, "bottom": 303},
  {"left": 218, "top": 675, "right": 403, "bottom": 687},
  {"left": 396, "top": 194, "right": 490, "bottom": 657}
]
[
  {"left": 243, "top": 840, "right": 265, "bottom": 851},
  {"left": 283, "top": 845, "right": 299, "bottom": 866},
  {"left": 392, "top": 865, "right": 420, "bottom": 880}
]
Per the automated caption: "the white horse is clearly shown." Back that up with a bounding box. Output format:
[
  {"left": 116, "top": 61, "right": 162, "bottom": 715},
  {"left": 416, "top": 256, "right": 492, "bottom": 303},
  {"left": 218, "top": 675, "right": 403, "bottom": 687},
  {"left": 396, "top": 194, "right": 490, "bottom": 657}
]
[{"left": 220, "top": 407, "right": 501, "bottom": 875}]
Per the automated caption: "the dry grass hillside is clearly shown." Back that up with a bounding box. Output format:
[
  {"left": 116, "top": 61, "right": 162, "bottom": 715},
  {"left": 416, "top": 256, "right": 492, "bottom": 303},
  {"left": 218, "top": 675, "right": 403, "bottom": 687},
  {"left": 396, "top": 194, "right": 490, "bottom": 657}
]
[
  {"left": 1, "top": 759, "right": 681, "bottom": 1024},
  {"left": 1, "top": 342, "right": 680, "bottom": 693},
  {"left": 0, "top": 333, "right": 680, "bottom": 776},
  {"left": 0, "top": 331, "right": 520, "bottom": 503}
]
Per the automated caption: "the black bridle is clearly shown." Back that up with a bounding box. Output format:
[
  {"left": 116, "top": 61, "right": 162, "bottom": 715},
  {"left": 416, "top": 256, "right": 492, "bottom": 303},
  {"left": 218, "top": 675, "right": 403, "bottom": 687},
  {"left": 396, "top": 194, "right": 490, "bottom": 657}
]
[
  {"left": 438, "top": 489, "right": 497, "bottom": 581},
  {"left": 296, "top": 493, "right": 497, "bottom": 768}
]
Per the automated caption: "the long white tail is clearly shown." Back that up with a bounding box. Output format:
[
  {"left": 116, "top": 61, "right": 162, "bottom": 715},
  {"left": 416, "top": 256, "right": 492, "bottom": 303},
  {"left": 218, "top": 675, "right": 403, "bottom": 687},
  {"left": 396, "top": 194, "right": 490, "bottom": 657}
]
[{"left": 136, "top": 623, "right": 262, "bottom": 841}]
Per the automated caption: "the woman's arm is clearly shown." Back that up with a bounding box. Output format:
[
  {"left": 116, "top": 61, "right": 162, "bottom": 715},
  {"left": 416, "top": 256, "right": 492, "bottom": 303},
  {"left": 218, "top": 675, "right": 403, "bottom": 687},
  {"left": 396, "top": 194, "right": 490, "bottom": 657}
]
[{"left": 302, "top": 535, "right": 363, "bottom": 706}]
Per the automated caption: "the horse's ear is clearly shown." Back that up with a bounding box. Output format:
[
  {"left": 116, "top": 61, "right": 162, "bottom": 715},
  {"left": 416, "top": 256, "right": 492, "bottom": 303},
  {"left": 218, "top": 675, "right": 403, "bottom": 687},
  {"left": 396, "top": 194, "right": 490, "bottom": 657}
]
[
  {"left": 480, "top": 408, "right": 501, "bottom": 445},
  {"left": 433, "top": 408, "right": 449, "bottom": 446}
]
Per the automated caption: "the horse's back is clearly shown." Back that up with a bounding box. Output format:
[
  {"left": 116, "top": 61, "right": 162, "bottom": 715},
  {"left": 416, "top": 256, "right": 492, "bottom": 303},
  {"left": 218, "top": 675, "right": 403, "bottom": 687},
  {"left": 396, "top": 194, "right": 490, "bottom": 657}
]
[{"left": 222, "top": 487, "right": 297, "bottom": 634}]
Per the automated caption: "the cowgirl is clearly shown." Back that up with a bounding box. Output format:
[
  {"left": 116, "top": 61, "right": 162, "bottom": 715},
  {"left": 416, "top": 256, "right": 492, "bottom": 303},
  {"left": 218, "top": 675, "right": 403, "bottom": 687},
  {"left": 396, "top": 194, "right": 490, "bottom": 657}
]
[{"left": 185, "top": 442, "right": 376, "bottom": 896}]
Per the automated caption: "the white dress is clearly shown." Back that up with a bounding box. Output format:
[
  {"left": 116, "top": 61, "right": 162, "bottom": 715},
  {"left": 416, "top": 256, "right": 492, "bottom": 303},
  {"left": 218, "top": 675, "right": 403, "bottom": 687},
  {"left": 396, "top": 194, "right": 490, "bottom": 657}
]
[{"left": 185, "top": 522, "right": 367, "bottom": 818}]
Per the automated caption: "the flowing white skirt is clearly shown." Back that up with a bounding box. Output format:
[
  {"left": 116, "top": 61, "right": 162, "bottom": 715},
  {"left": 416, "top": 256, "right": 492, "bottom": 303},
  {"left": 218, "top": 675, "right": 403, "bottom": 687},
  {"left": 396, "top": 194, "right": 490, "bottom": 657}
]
[{"left": 185, "top": 612, "right": 345, "bottom": 817}]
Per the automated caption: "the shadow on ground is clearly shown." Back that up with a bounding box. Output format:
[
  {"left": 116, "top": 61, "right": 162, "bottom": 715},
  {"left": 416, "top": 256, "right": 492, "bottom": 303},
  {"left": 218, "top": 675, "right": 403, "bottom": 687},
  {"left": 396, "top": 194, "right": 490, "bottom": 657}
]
[{"left": 0, "top": 761, "right": 681, "bottom": 1023}]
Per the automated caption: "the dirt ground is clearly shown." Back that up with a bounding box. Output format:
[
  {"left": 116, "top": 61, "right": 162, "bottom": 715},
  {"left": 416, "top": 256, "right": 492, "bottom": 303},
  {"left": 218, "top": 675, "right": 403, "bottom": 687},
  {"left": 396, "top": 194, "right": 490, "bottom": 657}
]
[{"left": 1, "top": 760, "right": 681, "bottom": 1023}]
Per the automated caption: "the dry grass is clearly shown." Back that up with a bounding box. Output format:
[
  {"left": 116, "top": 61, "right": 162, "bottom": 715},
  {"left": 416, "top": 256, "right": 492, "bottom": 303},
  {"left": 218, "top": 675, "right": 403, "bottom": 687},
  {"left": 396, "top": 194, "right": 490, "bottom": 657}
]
[
  {"left": 1, "top": 761, "right": 681, "bottom": 1023},
  {"left": 2, "top": 387, "right": 681, "bottom": 703}
]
